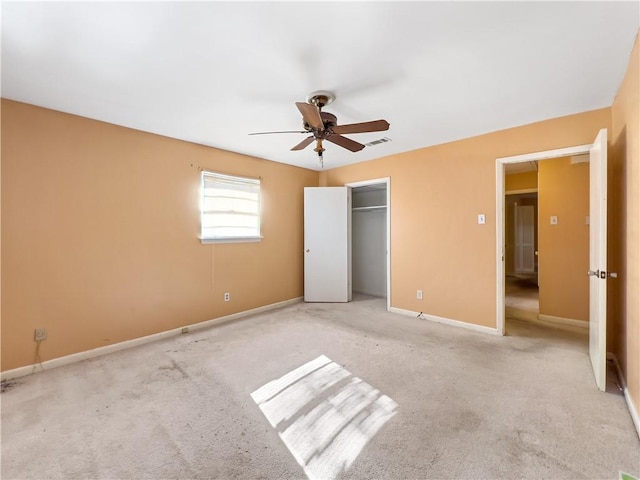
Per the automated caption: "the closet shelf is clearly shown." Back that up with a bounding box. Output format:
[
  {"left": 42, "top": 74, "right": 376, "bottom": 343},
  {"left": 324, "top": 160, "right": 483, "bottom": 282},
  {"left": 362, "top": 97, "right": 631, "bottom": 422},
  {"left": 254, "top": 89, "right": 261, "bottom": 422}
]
[{"left": 352, "top": 205, "right": 387, "bottom": 212}]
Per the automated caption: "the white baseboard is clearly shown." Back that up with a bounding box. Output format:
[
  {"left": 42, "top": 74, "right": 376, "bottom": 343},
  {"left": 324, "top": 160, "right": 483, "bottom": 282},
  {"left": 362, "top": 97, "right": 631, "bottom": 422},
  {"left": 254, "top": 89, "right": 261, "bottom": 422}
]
[
  {"left": 537, "top": 314, "right": 589, "bottom": 329},
  {"left": 1, "top": 296, "right": 303, "bottom": 382},
  {"left": 389, "top": 307, "right": 500, "bottom": 335},
  {"left": 607, "top": 352, "right": 640, "bottom": 440}
]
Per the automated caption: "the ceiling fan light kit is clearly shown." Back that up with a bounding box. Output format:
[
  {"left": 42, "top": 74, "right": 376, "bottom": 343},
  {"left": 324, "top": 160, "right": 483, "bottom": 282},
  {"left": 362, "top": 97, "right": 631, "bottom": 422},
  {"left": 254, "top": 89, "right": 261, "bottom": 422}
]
[{"left": 249, "top": 90, "right": 390, "bottom": 168}]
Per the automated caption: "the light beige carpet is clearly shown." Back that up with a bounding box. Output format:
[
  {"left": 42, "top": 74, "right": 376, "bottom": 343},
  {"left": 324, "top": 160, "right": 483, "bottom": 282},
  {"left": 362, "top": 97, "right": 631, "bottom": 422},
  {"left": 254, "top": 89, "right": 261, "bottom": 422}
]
[{"left": 2, "top": 295, "right": 638, "bottom": 479}]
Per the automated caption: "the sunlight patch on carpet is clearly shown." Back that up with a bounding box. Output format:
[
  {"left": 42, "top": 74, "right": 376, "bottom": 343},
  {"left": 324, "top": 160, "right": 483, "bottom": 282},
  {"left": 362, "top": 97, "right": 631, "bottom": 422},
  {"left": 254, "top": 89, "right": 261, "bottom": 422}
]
[{"left": 251, "top": 355, "right": 397, "bottom": 480}]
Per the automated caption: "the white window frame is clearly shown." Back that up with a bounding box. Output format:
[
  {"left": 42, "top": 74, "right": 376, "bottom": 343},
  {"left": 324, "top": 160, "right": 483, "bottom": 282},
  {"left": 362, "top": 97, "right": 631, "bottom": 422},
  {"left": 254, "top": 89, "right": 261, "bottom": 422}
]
[{"left": 200, "top": 171, "right": 262, "bottom": 244}]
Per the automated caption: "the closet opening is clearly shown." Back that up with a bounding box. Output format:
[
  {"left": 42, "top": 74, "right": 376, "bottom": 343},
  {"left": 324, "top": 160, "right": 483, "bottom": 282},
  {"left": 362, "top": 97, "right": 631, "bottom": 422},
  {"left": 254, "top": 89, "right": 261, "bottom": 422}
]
[{"left": 348, "top": 179, "right": 390, "bottom": 311}]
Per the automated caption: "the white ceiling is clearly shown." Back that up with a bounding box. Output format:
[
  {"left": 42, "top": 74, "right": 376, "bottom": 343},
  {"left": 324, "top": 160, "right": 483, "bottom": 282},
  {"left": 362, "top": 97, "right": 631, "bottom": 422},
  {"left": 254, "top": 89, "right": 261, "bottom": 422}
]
[{"left": 2, "top": 2, "right": 638, "bottom": 171}]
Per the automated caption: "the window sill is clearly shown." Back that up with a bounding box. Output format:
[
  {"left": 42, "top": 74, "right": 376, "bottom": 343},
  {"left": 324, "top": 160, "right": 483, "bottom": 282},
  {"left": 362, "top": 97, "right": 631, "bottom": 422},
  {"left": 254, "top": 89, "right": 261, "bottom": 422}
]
[{"left": 200, "top": 236, "right": 263, "bottom": 244}]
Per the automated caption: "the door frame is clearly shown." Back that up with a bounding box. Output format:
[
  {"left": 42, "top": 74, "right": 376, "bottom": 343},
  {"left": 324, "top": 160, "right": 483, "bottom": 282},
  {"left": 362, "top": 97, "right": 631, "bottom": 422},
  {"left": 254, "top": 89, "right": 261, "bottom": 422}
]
[
  {"left": 496, "top": 144, "right": 591, "bottom": 335},
  {"left": 346, "top": 177, "right": 391, "bottom": 311}
]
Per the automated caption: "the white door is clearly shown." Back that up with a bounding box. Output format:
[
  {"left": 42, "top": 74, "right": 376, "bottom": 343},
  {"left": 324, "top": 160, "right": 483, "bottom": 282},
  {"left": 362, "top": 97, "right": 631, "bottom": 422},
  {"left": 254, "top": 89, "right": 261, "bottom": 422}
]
[
  {"left": 589, "top": 128, "right": 608, "bottom": 391},
  {"left": 304, "top": 187, "right": 351, "bottom": 302},
  {"left": 514, "top": 204, "right": 535, "bottom": 274}
]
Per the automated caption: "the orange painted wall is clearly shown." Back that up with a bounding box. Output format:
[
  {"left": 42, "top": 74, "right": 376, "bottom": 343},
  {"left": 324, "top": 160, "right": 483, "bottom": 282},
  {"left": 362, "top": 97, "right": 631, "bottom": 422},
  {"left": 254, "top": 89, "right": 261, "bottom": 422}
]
[
  {"left": 320, "top": 108, "right": 611, "bottom": 328},
  {"left": 1, "top": 100, "right": 319, "bottom": 371},
  {"left": 505, "top": 171, "right": 537, "bottom": 192},
  {"left": 611, "top": 33, "right": 639, "bottom": 422},
  {"left": 537, "top": 158, "right": 589, "bottom": 322}
]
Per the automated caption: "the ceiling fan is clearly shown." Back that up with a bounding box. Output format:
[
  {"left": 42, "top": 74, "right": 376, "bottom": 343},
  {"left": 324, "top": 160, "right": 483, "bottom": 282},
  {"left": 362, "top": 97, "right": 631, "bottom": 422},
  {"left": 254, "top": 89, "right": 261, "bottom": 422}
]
[{"left": 249, "top": 91, "right": 390, "bottom": 167}]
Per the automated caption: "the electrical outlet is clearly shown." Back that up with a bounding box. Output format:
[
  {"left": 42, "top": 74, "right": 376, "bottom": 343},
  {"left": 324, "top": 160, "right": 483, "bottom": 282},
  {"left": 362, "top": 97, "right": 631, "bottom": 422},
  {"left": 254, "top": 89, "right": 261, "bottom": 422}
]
[
  {"left": 417, "top": 290, "right": 423, "bottom": 300},
  {"left": 34, "top": 328, "right": 47, "bottom": 342},
  {"left": 224, "top": 292, "right": 230, "bottom": 302}
]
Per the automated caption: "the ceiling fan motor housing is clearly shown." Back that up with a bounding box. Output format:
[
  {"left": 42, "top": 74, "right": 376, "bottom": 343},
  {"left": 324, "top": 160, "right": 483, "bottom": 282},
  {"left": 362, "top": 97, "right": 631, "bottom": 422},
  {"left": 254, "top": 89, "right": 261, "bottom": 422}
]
[{"left": 303, "top": 112, "right": 337, "bottom": 134}]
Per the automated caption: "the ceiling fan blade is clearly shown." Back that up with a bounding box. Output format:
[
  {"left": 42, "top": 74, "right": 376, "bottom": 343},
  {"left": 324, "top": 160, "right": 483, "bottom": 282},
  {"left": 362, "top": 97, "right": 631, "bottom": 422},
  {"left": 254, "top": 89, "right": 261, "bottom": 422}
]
[
  {"left": 331, "top": 119, "right": 390, "bottom": 135},
  {"left": 295, "top": 102, "right": 324, "bottom": 130},
  {"left": 326, "top": 134, "right": 365, "bottom": 152},
  {"left": 291, "top": 136, "right": 315, "bottom": 151}
]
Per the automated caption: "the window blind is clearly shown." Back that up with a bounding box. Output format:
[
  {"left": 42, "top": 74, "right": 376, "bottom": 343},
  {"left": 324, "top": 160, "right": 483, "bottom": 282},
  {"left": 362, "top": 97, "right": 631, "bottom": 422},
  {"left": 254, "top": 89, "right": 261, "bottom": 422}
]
[{"left": 201, "top": 172, "right": 261, "bottom": 241}]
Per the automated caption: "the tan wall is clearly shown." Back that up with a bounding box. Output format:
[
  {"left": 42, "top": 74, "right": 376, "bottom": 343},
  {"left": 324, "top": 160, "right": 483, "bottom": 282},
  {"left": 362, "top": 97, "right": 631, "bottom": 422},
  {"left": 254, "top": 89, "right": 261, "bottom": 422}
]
[
  {"left": 611, "top": 33, "right": 639, "bottom": 422},
  {"left": 538, "top": 158, "right": 589, "bottom": 321},
  {"left": 320, "top": 108, "right": 611, "bottom": 328},
  {"left": 506, "top": 171, "right": 537, "bottom": 192},
  {"left": 1, "top": 100, "right": 319, "bottom": 371}
]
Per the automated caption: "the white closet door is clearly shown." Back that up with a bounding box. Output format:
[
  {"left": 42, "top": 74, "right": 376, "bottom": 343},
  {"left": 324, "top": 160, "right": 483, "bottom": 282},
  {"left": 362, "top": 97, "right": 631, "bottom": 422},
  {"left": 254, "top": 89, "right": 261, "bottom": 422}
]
[{"left": 304, "top": 187, "right": 351, "bottom": 302}]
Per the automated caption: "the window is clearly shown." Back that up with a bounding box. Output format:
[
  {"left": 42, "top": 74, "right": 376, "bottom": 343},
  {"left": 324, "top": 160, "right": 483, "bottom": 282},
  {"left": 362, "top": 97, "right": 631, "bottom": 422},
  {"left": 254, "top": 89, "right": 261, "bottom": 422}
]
[{"left": 200, "top": 171, "right": 261, "bottom": 243}]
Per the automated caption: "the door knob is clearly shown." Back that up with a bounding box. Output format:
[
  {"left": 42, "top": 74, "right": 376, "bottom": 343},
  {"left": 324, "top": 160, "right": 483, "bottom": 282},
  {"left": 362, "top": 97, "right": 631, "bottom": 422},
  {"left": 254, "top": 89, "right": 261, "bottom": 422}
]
[
  {"left": 588, "top": 270, "right": 615, "bottom": 279},
  {"left": 305, "top": 249, "right": 310, "bottom": 253}
]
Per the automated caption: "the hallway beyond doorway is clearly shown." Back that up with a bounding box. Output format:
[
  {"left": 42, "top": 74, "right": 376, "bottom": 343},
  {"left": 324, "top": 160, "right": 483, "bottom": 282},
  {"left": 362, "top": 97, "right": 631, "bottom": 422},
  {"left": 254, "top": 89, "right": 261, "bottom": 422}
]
[
  {"left": 505, "top": 274, "right": 539, "bottom": 321},
  {"left": 505, "top": 274, "right": 589, "bottom": 351}
]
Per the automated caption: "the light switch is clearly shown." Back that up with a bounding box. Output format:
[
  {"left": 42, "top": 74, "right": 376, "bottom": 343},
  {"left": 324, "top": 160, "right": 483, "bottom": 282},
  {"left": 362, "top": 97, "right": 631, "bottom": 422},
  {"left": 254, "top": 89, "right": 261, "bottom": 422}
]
[
  {"left": 550, "top": 216, "right": 558, "bottom": 225},
  {"left": 478, "top": 214, "right": 486, "bottom": 225}
]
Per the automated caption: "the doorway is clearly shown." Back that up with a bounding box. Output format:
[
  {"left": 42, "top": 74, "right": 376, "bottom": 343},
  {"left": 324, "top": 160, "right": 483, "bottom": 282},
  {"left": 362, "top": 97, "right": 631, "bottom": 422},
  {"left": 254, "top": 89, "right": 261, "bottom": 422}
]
[
  {"left": 495, "top": 130, "right": 609, "bottom": 391},
  {"left": 347, "top": 178, "right": 390, "bottom": 311},
  {"left": 502, "top": 156, "right": 591, "bottom": 334},
  {"left": 505, "top": 190, "right": 539, "bottom": 327},
  {"left": 496, "top": 143, "right": 593, "bottom": 334}
]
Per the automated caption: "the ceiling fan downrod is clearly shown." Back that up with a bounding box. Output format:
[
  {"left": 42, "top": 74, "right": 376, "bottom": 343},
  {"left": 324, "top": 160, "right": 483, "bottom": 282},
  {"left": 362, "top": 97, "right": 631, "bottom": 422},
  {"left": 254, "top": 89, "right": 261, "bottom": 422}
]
[{"left": 307, "top": 91, "right": 335, "bottom": 110}]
